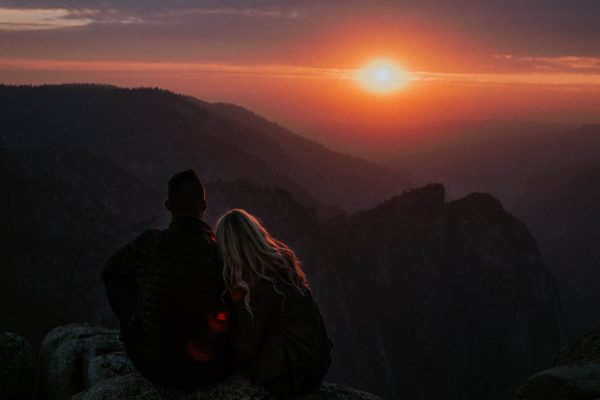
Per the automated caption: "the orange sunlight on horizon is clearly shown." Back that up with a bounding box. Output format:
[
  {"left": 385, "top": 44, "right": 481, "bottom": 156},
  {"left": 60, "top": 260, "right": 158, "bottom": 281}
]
[
  {"left": 354, "top": 59, "right": 411, "bottom": 94},
  {"left": 0, "top": 56, "right": 599, "bottom": 130},
  {"left": 1, "top": 2, "right": 599, "bottom": 135}
]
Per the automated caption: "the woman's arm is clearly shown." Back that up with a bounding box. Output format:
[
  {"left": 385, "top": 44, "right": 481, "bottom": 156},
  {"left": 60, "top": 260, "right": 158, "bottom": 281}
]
[{"left": 230, "top": 281, "right": 276, "bottom": 366}]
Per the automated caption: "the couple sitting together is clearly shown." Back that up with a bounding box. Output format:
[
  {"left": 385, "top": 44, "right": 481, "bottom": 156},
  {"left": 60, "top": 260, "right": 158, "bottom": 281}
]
[{"left": 102, "top": 170, "right": 332, "bottom": 398}]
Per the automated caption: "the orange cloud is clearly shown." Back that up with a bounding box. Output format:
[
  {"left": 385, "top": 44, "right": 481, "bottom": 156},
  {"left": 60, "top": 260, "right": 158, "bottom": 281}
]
[
  {"left": 0, "top": 58, "right": 350, "bottom": 80},
  {"left": 493, "top": 54, "right": 600, "bottom": 72}
]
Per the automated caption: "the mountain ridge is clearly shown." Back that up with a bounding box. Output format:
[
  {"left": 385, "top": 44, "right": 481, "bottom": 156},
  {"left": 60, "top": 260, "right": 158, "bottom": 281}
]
[{"left": 0, "top": 84, "right": 410, "bottom": 212}]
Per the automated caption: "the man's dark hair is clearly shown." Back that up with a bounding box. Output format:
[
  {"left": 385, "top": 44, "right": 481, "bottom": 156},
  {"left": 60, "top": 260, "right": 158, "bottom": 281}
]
[{"left": 168, "top": 170, "right": 206, "bottom": 215}]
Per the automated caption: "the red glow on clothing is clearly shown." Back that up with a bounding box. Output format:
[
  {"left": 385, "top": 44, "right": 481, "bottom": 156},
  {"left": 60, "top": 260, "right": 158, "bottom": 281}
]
[
  {"left": 216, "top": 311, "right": 229, "bottom": 321},
  {"left": 185, "top": 340, "right": 214, "bottom": 362}
]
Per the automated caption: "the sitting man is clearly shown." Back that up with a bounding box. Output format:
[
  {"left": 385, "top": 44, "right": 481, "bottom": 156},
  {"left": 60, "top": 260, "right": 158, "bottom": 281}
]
[{"left": 102, "top": 170, "right": 232, "bottom": 389}]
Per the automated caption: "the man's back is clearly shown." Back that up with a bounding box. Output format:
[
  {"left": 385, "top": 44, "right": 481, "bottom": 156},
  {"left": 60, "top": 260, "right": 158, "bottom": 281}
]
[
  {"left": 138, "top": 217, "right": 225, "bottom": 360},
  {"left": 103, "top": 216, "right": 231, "bottom": 388}
]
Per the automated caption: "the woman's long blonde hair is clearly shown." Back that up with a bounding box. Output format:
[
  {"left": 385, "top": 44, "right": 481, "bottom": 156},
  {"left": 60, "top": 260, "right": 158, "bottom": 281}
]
[{"left": 215, "top": 209, "right": 309, "bottom": 313}]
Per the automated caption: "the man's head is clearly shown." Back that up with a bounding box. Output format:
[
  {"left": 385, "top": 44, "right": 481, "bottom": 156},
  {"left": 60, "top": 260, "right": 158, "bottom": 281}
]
[{"left": 165, "top": 170, "right": 206, "bottom": 218}]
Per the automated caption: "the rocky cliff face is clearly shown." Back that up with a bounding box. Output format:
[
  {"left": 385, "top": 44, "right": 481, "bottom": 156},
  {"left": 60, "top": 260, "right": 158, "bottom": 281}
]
[{"left": 312, "top": 185, "right": 563, "bottom": 399}]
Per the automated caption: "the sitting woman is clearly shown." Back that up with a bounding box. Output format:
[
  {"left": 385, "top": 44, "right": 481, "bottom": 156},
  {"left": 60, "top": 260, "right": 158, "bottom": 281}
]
[{"left": 215, "top": 209, "right": 332, "bottom": 398}]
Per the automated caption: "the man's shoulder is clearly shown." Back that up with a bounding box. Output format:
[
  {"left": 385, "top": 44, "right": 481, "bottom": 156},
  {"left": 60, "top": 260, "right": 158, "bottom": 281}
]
[
  {"left": 140, "top": 227, "right": 161, "bottom": 237},
  {"left": 160, "top": 223, "right": 218, "bottom": 249},
  {"left": 154, "top": 226, "right": 221, "bottom": 264},
  {"left": 103, "top": 227, "right": 161, "bottom": 276},
  {"left": 134, "top": 227, "right": 161, "bottom": 245},
  {"left": 120, "top": 228, "right": 161, "bottom": 255}
]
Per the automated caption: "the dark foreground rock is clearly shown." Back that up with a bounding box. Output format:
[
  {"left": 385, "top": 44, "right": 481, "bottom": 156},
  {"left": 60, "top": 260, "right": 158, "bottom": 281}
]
[
  {"left": 38, "top": 324, "right": 135, "bottom": 400},
  {"left": 72, "top": 374, "right": 379, "bottom": 400},
  {"left": 518, "top": 327, "right": 600, "bottom": 400},
  {"left": 38, "top": 324, "right": 380, "bottom": 400},
  {"left": 0, "top": 332, "right": 35, "bottom": 400}
]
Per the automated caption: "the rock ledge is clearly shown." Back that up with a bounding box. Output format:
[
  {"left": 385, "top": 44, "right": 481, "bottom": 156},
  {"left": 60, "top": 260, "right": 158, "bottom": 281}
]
[{"left": 34, "top": 324, "right": 380, "bottom": 400}]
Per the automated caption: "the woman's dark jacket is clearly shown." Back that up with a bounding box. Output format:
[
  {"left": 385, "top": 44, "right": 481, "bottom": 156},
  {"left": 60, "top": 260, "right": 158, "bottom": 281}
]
[{"left": 231, "top": 279, "right": 332, "bottom": 384}]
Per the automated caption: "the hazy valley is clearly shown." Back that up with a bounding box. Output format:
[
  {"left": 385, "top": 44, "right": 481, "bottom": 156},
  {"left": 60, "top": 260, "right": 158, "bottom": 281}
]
[{"left": 1, "top": 84, "right": 598, "bottom": 399}]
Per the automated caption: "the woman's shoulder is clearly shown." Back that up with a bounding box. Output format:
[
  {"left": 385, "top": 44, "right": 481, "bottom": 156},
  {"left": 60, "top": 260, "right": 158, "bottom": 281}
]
[{"left": 251, "top": 278, "right": 305, "bottom": 302}]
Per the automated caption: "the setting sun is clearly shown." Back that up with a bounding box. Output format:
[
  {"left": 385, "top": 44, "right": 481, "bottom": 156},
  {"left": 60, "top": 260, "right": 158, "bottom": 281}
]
[{"left": 355, "top": 59, "right": 410, "bottom": 94}]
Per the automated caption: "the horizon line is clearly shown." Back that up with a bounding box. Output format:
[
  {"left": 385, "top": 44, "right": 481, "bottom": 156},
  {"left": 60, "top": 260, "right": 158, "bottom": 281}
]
[{"left": 2, "top": 58, "right": 600, "bottom": 87}]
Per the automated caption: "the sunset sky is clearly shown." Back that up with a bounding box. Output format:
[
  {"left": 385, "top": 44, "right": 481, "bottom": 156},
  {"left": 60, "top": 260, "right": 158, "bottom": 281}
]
[{"left": 1, "top": 1, "right": 599, "bottom": 136}]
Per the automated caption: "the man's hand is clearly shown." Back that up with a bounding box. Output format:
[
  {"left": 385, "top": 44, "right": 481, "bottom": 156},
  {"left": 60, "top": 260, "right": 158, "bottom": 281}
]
[
  {"left": 207, "top": 310, "right": 231, "bottom": 334},
  {"left": 185, "top": 339, "right": 214, "bottom": 362}
]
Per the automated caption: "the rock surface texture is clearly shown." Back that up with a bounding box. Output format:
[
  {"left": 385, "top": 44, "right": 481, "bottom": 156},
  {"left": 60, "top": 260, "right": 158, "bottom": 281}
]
[
  {"left": 36, "top": 324, "right": 380, "bottom": 400},
  {"left": 519, "top": 326, "right": 600, "bottom": 400},
  {"left": 38, "top": 324, "right": 135, "bottom": 400},
  {"left": 0, "top": 332, "right": 35, "bottom": 400}
]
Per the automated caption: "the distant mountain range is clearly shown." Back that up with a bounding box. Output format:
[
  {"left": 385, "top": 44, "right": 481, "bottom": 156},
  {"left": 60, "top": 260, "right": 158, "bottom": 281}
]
[
  {"left": 306, "top": 120, "right": 600, "bottom": 208},
  {"left": 0, "top": 84, "right": 566, "bottom": 399},
  {"left": 0, "top": 84, "right": 410, "bottom": 213},
  {"left": 308, "top": 118, "right": 600, "bottom": 340}
]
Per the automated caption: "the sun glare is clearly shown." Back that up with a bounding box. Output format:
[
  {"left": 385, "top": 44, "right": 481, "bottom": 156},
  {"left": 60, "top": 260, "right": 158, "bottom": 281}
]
[{"left": 355, "top": 59, "right": 410, "bottom": 94}]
